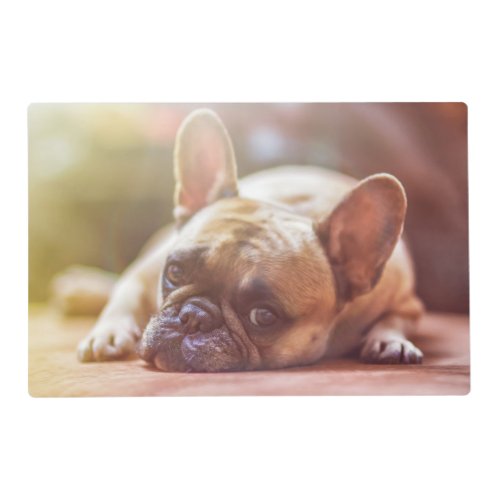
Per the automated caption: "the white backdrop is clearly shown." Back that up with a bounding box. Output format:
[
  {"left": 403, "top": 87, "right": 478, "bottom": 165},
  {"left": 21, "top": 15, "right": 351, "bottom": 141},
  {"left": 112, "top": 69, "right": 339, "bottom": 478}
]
[{"left": 2, "top": 1, "right": 498, "bottom": 499}]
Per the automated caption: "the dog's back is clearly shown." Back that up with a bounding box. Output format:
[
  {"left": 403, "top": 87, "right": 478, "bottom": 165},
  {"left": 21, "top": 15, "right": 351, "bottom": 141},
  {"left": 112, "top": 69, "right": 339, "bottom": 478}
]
[{"left": 240, "top": 166, "right": 356, "bottom": 220}]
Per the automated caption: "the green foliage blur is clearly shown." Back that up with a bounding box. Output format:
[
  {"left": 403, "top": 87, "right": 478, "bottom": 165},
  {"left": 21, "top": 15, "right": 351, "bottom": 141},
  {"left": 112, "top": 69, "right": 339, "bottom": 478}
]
[{"left": 29, "top": 104, "right": 178, "bottom": 300}]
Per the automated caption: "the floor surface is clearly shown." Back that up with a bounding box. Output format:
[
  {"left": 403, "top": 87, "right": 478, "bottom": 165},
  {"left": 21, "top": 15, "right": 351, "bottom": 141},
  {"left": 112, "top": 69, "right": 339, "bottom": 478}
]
[{"left": 28, "top": 306, "right": 470, "bottom": 396}]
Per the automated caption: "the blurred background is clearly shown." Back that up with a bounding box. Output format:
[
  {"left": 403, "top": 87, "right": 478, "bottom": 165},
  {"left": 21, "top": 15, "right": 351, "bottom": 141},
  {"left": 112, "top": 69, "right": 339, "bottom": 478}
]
[{"left": 28, "top": 103, "right": 468, "bottom": 313}]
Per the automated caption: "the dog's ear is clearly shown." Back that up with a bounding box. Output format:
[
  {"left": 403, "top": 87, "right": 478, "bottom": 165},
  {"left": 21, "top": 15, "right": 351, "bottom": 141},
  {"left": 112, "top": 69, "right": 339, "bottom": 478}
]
[
  {"left": 316, "top": 174, "right": 407, "bottom": 303},
  {"left": 173, "top": 109, "right": 238, "bottom": 222}
]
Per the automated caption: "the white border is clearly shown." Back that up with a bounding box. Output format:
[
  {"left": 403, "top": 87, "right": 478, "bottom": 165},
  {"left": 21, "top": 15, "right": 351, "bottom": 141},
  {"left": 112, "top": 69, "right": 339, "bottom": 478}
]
[{"left": 2, "top": 1, "right": 499, "bottom": 499}]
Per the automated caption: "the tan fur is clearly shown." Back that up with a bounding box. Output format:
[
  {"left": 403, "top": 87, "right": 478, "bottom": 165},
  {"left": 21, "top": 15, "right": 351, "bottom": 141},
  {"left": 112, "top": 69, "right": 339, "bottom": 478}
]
[{"left": 77, "top": 109, "right": 424, "bottom": 369}]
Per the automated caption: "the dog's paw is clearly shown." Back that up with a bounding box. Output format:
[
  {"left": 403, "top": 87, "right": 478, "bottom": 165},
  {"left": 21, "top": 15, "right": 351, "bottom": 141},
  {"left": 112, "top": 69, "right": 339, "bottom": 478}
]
[
  {"left": 77, "top": 316, "right": 142, "bottom": 362},
  {"left": 360, "top": 336, "right": 423, "bottom": 364}
]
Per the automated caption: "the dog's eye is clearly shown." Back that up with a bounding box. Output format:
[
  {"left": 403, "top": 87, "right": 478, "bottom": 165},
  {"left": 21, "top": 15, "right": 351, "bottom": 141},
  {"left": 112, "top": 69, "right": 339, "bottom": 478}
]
[
  {"left": 166, "top": 264, "right": 185, "bottom": 286},
  {"left": 249, "top": 307, "right": 277, "bottom": 327}
]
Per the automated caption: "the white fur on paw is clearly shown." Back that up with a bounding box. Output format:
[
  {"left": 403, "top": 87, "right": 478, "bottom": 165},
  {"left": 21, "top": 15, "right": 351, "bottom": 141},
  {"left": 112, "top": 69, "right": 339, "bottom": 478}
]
[
  {"left": 77, "top": 317, "right": 142, "bottom": 362},
  {"left": 360, "top": 337, "right": 423, "bottom": 364}
]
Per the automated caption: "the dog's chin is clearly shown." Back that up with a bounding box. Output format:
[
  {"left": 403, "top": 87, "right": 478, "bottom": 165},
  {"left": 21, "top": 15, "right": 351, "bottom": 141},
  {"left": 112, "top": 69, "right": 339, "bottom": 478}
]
[{"left": 139, "top": 310, "right": 245, "bottom": 372}]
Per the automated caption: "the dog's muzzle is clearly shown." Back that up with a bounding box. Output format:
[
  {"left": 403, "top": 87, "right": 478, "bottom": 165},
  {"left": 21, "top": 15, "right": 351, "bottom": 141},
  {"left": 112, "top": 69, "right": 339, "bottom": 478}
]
[{"left": 138, "top": 297, "right": 245, "bottom": 372}]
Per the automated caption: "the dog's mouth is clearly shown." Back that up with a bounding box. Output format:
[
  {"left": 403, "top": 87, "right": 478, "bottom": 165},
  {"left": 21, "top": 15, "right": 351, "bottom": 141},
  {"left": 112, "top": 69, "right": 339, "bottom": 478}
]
[{"left": 137, "top": 304, "right": 246, "bottom": 372}]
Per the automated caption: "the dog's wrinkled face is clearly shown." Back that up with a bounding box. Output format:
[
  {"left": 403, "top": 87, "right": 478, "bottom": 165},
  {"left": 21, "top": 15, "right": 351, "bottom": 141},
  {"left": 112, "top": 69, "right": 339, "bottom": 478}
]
[
  {"left": 138, "top": 197, "right": 337, "bottom": 371},
  {"left": 137, "top": 109, "right": 407, "bottom": 372}
]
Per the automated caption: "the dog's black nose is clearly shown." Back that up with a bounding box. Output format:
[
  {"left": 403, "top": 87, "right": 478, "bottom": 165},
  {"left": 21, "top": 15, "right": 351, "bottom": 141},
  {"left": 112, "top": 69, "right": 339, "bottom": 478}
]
[{"left": 179, "top": 297, "right": 222, "bottom": 334}]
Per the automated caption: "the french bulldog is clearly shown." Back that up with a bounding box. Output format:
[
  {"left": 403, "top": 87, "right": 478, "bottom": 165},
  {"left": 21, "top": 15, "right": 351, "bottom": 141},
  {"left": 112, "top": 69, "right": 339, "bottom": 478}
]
[{"left": 77, "top": 108, "right": 424, "bottom": 372}]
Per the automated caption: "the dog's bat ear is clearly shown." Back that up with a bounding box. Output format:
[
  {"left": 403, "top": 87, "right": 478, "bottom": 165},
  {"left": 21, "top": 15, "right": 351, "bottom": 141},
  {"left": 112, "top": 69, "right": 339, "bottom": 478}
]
[
  {"left": 173, "top": 109, "right": 239, "bottom": 223},
  {"left": 316, "top": 174, "right": 407, "bottom": 302}
]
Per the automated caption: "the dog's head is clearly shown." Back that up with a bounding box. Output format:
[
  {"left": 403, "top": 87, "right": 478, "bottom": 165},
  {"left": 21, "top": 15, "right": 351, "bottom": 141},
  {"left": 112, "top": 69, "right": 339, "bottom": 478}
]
[{"left": 138, "top": 109, "right": 406, "bottom": 372}]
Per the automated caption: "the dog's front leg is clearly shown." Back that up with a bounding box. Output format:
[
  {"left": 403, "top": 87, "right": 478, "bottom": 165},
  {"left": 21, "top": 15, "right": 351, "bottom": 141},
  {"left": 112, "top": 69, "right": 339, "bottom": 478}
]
[
  {"left": 360, "top": 315, "right": 423, "bottom": 364},
  {"left": 77, "top": 247, "right": 166, "bottom": 362}
]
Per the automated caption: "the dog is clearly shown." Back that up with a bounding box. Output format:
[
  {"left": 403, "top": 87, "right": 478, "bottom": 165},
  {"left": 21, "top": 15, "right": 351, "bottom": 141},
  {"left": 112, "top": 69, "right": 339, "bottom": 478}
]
[{"left": 77, "top": 108, "right": 424, "bottom": 372}]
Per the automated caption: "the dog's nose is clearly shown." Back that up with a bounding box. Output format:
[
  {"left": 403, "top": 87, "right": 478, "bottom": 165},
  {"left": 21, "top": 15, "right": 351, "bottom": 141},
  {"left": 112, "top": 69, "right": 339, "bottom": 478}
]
[{"left": 179, "top": 297, "right": 222, "bottom": 334}]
